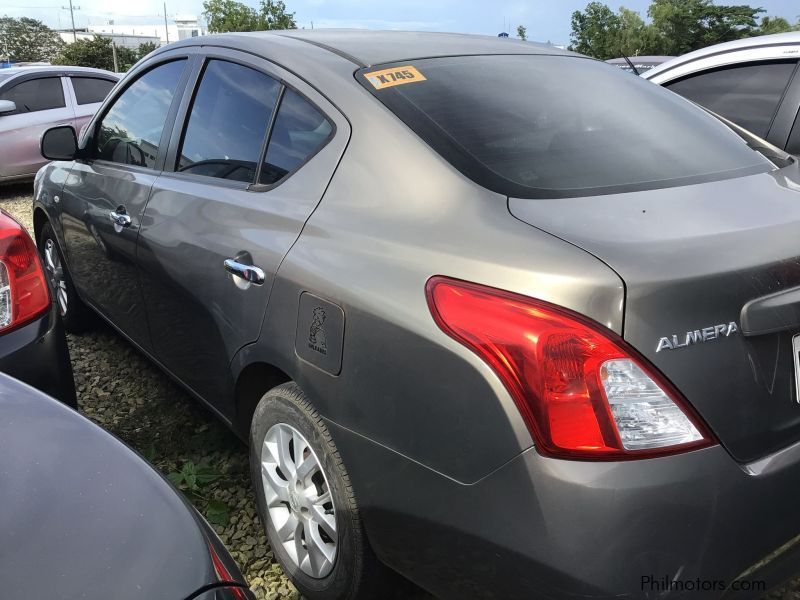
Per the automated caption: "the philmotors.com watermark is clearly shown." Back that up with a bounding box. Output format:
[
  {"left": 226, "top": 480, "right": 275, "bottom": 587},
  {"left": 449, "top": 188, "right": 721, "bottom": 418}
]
[{"left": 642, "top": 574, "right": 766, "bottom": 594}]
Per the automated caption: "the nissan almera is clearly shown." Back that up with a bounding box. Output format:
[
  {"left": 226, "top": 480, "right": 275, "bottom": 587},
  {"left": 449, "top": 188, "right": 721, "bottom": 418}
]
[{"left": 33, "top": 30, "right": 800, "bottom": 599}]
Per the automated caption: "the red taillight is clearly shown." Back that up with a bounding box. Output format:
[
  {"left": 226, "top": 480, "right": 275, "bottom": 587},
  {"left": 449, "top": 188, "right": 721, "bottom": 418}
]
[
  {"left": 0, "top": 211, "right": 50, "bottom": 333},
  {"left": 426, "top": 276, "right": 714, "bottom": 460}
]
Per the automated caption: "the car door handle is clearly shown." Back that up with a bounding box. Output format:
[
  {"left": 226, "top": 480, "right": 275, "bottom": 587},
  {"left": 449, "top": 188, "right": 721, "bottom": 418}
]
[
  {"left": 224, "top": 259, "right": 265, "bottom": 285},
  {"left": 108, "top": 210, "right": 131, "bottom": 228}
]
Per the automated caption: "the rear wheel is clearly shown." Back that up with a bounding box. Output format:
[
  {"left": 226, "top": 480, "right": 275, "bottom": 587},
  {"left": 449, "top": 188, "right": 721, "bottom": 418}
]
[
  {"left": 38, "top": 222, "right": 93, "bottom": 333},
  {"left": 250, "top": 382, "right": 403, "bottom": 599}
]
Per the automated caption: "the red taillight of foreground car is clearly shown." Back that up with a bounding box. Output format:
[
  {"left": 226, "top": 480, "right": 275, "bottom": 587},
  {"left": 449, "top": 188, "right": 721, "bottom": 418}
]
[
  {"left": 0, "top": 211, "right": 50, "bottom": 334},
  {"left": 426, "top": 276, "right": 715, "bottom": 460}
]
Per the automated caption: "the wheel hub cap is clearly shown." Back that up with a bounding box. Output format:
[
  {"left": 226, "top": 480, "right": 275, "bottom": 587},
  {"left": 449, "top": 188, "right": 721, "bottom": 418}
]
[
  {"left": 43, "top": 238, "right": 67, "bottom": 317},
  {"left": 261, "top": 423, "right": 338, "bottom": 578}
]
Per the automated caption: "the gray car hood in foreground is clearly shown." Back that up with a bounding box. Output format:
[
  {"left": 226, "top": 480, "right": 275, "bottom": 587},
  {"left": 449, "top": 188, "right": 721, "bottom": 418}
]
[
  {"left": 0, "top": 373, "right": 243, "bottom": 599},
  {"left": 509, "top": 165, "right": 800, "bottom": 463}
]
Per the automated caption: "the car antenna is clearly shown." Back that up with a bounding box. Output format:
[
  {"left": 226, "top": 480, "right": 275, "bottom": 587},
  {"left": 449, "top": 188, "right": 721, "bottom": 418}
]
[{"left": 623, "top": 55, "right": 640, "bottom": 76}]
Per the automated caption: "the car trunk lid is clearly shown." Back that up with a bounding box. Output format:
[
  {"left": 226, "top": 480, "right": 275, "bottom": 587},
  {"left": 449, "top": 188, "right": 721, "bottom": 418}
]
[{"left": 509, "top": 166, "right": 800, "bottom": 463}]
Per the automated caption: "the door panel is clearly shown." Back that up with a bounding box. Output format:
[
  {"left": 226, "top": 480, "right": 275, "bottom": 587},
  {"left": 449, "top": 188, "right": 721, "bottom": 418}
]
[
  {"left": 59, "top": 58, "right": 190, "bottom": 350},
  {"left": 0, "top": 77, "right": 73, "bottom": 178},
  {"left": 138, "top": 53, "right": 349, "bottom": 410},
  {"left": 60, "top": 162, "right": 157, "bottom": 346}
]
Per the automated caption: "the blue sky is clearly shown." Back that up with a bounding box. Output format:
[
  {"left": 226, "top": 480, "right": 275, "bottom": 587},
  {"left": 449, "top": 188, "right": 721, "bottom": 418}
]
[{"left": 5, "top": 0, "right": 799, "bottom": 46}]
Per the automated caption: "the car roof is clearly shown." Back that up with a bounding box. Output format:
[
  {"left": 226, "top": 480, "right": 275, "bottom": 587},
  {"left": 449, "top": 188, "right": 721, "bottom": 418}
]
[
  {"left": 0, "top": 65, "right": 118, "bottom": 85},
  {"left": 644, "top": 31, "right": 800, "bottom": 81},
  {"left": 177, "top": 29, "right": 578, "bottom": 67}
]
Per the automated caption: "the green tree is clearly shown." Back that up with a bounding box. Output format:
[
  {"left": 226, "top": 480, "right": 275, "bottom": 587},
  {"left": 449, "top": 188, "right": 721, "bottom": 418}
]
[
  {"left": 648, "top": 0, "right": 763, "bottom": 55},
  {"left": 136, "top": 41, "right": 159, "bottom": 61},
  {"left": 517, "top": 24, "right": 527, "bottom": 40},
  {"left": 257, "top": 0, "right": 296, "bottom": 29},
  {"left": 53, "top": 36, "right": 114, "bottom": 71},
  {"left": 616, "top": 7, "right": 659, "bottom": 56},
  {"left": 203, "top": 0, "right": 296, "bottom": 33},
  {"left": 756, "top": 15, "right": 796, "bottom": 35},
  {"left": 0, "top": 17, "right": 64, "bottom": 62},
  {"left": 570, "top": 2, "right": 623, "bottom": 59}
]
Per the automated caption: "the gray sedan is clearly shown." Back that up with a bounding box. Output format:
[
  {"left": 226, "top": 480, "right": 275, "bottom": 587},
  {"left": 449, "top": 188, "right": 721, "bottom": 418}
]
[
  {"left": 0, "top": 66, "right": 117, "bottom": 183},
  {"left": 33, "top": 30, "right": 800, "bottom": 599}
]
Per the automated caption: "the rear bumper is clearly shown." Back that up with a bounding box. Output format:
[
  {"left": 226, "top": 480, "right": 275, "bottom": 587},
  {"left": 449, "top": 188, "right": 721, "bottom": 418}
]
[
  {"left": 0, "top": 306, "right": 76, "bottom": 407},
  {"left": 330, "top": 421, "right": 800, "bottom": 599}
]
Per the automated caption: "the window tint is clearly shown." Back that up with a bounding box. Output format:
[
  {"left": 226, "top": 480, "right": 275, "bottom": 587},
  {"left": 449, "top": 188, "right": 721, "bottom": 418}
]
[
  {"left": 177, "top": 60, "right": 280, "bottom": 183},
  {"left": 259, "top": 89, "right": 333, "bottom": 185},
  {"left": 666, "top": 61, "right": 796, "bottom": 138},
  {"left": 71, "top": 77, "right": 115, "bottom": 105},
  {"left": 359, "top": 55, "right": 771, "bottom": 198},
  {"left": 0, "top": 77, "right": 65, "bottom": 114},
  {"left": 95, "top": 59, "right": 186, "bottom": 168}
]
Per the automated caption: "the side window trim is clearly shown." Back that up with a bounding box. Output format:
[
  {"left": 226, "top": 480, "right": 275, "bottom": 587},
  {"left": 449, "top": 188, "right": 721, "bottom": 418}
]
[
  {"left": 161, "top": 48, "right": 337, "bottom": 192},
  {"left": 251, "top": 85, "right": 286, "bottom": 189},
  {"left": 84, "top": 53, "right": 199, "bottom": 173},
  {"left": 769, "top": 61, "right": 800, "bottom": 149},
  {"left": 166, "top": 56, "right": 282, "bottom": 189},
  {"left": 249, "top": 83, "right": 337, "bottom": 193}
]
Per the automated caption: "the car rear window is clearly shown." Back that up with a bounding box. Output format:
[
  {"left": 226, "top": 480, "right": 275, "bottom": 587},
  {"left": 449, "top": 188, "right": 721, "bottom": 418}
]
[{"left": 358, "top": 55, "right": 772, "bottom": 198}]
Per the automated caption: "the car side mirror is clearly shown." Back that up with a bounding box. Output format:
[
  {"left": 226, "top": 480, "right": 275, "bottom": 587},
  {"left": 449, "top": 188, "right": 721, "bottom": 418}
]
[
  {"left": 41, "top": 125, "right": 78, "bottom": 161},
  {"left": 0, "top": 100, "right": 16, "bottom": 115}
]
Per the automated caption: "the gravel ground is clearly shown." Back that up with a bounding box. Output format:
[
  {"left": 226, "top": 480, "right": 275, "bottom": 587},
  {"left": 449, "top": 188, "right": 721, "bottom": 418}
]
[
  {"left": 4, "top": 182, "right": 800, "bottom": 600},
  {"left": 1, "top": 183, "right": 297, "bottom": 599}
]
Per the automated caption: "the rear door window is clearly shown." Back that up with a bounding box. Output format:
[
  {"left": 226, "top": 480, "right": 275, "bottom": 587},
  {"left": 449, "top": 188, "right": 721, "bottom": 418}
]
[
  {"left": 358, "top": 55, "right": 772, "bottom": 198},
  {"left": 71, "top": 77, "right": 115, "bottom": 105},
  {"left": 94, "top": 59, "right": 186, "bottom": 169},
  {"left": 0, "top": 77, "right": 65, "bottom": 114},
  {"left": 665, "top": 61, "right": 797, "bottom": 138},
  {"left": 176, "top": 59, "right": 281, "bottom": 183},
  {"left": 259, "top": 89, "right": 333, "bottom": 185}
]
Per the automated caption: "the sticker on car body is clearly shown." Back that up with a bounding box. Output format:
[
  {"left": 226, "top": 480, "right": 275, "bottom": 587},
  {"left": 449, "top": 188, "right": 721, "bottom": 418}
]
[{"left": 364, "top": 66, "right": 426, "bottom": 90}]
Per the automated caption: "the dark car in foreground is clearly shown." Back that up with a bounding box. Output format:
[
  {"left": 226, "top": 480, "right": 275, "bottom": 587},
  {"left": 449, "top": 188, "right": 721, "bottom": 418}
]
[
  {"left": 0, "top": 208, "right": 75, "bottom": 405},
  {"left": 644, "top": 32, "right": 800, "bottom": 154},
  {"left": 32, "top": 30, "right": 800, "bottom": 599},
  {"left": 0, "top": 372, "right": 254, "bottom": 599}
]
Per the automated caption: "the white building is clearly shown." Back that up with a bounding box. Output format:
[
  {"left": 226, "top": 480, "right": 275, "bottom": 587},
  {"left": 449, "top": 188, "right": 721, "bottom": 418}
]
[
  {"left": 57, "top": 29, "right": 161, "bottom": 49},
  {"left": 84, "top": 15, "right": 207, "bottom": 46}
]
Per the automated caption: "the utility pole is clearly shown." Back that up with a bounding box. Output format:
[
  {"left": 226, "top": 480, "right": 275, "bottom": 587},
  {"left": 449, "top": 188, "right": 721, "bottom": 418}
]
[
  {"left": 62, "top": 0, "right": 80, "bottom": 42},
  {"left": 111, "top": 41, "right": 118, "bottom": 73},
  {"left": 163, "top": 2, "right": 169, "bottom": 44}
]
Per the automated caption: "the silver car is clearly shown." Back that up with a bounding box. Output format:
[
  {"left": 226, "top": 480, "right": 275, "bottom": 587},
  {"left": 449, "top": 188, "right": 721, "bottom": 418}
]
[
  {"left": 32, "top": 30, "right": 800, "bottom": 599},
  {"left": 0, "top": 66, "right": 118, "bottom": 183},
  {"left": 644, "top": 31, "right": 800, "bottom": 154}
]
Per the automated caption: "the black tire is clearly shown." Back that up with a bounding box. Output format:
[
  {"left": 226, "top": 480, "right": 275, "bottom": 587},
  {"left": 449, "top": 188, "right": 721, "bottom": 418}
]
[
  {"left": 250, "top": 382, "right": 407, "bottom": 600},
  {"left": 38, "top": 221, "right": 94, "bottom": 333}
]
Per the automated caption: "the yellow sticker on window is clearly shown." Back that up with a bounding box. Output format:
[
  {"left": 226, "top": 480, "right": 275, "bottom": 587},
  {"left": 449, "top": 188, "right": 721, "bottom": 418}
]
[{"left": 364, "top": 66, "right": 426, "bottom": 90}]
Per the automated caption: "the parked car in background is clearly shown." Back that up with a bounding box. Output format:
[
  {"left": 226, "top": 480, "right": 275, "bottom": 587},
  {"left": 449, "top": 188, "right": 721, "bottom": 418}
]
[
  {"left": 606, "top": 55, "right": 673, "bottom": 74},
  {"left": 0, "top": 372, "right": 254, "bottom": 599},
  {"left": 0, "top": 66, "right": 118, "bottom": 184},
  {"left": 32, "top": 30, "right": 800, "bottom": 599},
  {"left": 644, "top": 32, "right": 800, "bottom": 153},
  {"left": 0, "top": 208, "right": 75, "bottom": 405}
]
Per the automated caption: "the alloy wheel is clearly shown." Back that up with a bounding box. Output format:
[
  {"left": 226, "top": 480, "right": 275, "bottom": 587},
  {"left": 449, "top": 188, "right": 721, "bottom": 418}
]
[
  {"left": 261, "top": 423, "right": 338, "bottom": 578},
  {"left": 43, "top": 238, "right": 68, "bottom": 317}
]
